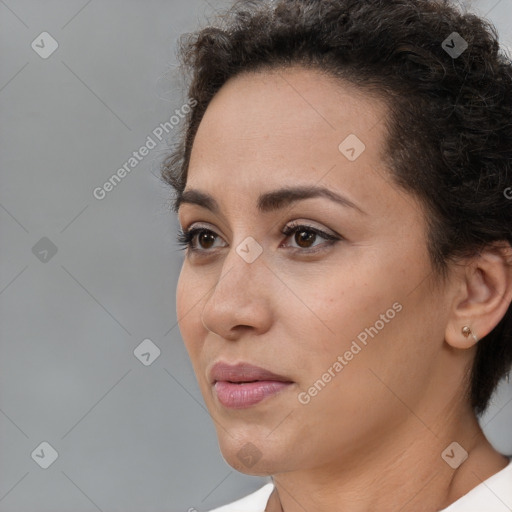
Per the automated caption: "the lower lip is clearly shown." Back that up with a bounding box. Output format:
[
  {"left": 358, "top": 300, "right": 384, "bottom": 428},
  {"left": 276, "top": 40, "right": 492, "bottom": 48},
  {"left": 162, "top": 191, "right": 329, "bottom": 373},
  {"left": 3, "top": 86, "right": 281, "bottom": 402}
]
[{"left": 214, "top": 380, "right": 293, "bottom": 409}]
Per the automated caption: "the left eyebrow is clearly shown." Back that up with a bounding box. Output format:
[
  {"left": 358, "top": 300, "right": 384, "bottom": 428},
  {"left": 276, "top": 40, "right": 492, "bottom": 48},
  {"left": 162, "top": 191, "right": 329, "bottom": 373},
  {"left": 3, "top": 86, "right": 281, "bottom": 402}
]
[{"left": 174, "top": 185, "right": 366, "bottom": 215}]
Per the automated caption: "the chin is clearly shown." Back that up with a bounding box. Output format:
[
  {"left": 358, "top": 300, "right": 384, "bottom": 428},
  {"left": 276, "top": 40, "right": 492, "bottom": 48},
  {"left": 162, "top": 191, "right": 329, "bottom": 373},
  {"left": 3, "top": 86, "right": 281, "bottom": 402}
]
[
  {"left": 221, "top": 450, "right": 280, "bottom": 476},
  {"left": 217, "top": 435, "right": 294, "bottom": 476}
]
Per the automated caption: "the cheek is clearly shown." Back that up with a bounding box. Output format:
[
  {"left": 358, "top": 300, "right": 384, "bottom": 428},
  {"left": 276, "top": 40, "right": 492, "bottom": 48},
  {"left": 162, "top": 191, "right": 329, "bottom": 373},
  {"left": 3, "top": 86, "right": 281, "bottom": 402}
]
[
  {"left": 282, "top": 258, "right": 394, "bottom": 358},
  {"left": 284, "top": 244, "right": 435, "bottom": 393}
]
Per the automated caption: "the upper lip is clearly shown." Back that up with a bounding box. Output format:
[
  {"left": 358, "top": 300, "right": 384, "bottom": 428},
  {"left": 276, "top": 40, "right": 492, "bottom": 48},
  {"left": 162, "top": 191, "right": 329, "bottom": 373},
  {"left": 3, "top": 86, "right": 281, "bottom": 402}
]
[{"left": 209, "top": 361, "right": 293, "bottom": 384}]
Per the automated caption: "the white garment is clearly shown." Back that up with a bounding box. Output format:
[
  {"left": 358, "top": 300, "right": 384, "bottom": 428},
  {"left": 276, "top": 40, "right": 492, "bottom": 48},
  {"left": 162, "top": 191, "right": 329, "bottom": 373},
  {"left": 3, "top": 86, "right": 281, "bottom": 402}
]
[{"left": 208, "top": 458, "right": 512, "bottom": 512}]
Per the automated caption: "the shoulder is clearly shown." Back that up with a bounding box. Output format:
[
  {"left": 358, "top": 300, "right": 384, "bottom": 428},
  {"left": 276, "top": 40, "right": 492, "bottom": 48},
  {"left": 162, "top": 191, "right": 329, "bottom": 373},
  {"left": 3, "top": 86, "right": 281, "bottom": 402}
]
[
  {"left": 440, "top": 457, "right": 512, "bottom": 512},
  {"left": 206, "top": 483, "right": 274, "bottom": 512},
  {"left": 205, "top": 460, "right": 512, "bottom": 511}
]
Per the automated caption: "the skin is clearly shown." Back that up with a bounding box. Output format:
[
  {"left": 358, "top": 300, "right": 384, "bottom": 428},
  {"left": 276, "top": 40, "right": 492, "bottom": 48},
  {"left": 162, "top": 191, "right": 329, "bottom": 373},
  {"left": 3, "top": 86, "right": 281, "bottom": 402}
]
[{"left": 175, "top": 66, "right": 512, "bottom": 512}]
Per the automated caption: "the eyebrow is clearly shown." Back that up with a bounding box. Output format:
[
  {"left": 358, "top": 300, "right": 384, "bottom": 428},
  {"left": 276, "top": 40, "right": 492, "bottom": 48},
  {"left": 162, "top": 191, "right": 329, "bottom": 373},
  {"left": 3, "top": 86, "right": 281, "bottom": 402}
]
[{"left": 175, "top": 185, "right": 365, "bottom": 215}]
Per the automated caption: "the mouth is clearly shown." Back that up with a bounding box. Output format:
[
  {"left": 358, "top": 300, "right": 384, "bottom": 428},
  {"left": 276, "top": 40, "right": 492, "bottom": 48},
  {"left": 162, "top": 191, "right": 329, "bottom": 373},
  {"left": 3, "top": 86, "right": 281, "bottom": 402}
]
[
  {"left": 209, "top": 361, "right": 294, "bottom": 409},
  {"left": 209, "top": 361, "right": 293, "bottom": 385}
]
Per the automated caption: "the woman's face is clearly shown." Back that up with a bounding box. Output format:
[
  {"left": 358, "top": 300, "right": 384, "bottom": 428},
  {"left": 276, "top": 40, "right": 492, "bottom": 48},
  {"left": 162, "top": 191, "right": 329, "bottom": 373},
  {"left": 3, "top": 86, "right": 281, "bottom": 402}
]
[{"left": 176, "top": 67, "right": 463, "bottom": 475}]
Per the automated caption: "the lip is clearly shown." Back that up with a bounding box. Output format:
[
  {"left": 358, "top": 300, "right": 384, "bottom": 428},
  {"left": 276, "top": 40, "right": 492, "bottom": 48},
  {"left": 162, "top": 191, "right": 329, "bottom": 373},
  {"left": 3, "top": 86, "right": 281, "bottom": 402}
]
[
  {"left": 209, "top": 361, "right": 293, "bottom": 385},
  {"left": 209, "top": 361, "right": 294, "bottom": 409}
]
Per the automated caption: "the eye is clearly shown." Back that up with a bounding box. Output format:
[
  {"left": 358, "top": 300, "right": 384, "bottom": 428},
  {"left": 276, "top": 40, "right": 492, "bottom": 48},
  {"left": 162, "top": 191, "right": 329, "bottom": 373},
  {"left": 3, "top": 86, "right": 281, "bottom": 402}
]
[
  {"left": 175, "top": 222, "right": 341, "bottom": 254},
  {"left": 176, "top": 226, "right": 224, "bottom": 252},
  {"left": 280, "top": 221, "right": 340, "bottom": 252}
]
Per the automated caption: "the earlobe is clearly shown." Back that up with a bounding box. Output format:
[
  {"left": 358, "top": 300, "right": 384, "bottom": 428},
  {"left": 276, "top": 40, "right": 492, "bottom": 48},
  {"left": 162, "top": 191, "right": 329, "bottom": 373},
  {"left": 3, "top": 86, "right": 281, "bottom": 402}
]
[
  {"left": 461, "top": 325, "right": 478, "bottom": 343},
  {"left": 444, "top": 243, "right": 512, "bottom": 350},
  {"left": 446, "top": 323, "right": 480, "bottom": 350}
]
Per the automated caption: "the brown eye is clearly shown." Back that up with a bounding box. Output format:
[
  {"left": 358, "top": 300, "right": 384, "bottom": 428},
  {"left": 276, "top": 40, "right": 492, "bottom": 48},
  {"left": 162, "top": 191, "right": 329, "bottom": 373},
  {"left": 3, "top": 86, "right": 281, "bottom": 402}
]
[
  {"left": 176, "top": 227, "right": 225, "bottom": 253},
  {"left": 176, "top": 223, "right": 341, "bottom": 255},
  {"left": 282, "top": 223, "right": 340, "bottom": 252},
  {"left": 198, "top": 231, "right": 217, "bottom": 250},
  {"left": 295, "top": 229, "right": 317, "bottom": 248}
]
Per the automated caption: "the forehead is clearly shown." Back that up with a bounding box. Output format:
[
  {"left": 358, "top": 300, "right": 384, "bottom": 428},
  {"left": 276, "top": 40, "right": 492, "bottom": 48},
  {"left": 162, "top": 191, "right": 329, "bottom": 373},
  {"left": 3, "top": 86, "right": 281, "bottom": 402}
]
[
  {"left": 192, "top": 66, "right": 386, "bottom": 148},
  {"left": 184, "top": 66, "right": 390, "bottom": 213}
]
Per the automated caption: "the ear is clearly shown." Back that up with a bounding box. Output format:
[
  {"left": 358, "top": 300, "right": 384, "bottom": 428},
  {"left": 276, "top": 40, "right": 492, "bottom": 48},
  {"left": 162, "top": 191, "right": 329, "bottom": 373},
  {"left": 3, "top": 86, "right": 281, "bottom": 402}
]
[{"left": 445, "top": 242, "right": 512, "bottom": 350}]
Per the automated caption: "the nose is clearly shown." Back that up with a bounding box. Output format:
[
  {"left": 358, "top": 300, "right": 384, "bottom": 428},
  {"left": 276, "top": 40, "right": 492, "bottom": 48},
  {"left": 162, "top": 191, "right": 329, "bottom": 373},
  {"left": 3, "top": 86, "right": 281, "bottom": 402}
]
[{"left": 200, "top": 241, "right": 273, "bottom": 340}]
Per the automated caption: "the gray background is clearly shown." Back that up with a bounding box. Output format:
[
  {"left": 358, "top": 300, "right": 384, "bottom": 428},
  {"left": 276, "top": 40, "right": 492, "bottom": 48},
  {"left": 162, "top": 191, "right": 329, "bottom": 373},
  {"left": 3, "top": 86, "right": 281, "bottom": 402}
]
[{"left": 0, "top": 0, "right": 511, "bottom": 511}]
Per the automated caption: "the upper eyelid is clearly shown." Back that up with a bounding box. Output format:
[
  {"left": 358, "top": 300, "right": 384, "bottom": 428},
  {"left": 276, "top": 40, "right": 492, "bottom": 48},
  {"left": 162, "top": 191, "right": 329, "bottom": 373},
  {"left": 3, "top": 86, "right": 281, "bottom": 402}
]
[
  {"left": 182, "top": 218, "right": 336, "bottom": 232},
  {"left": 183, "top": 221, "right": 335, "bottom": 238}
]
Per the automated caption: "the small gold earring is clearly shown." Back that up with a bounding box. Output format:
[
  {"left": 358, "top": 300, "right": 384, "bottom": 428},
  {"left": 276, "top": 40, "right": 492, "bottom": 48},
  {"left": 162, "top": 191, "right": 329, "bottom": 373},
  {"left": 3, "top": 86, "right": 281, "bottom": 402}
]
[{"left": 462, "top": 325, "right": 478, "bottom": 342}]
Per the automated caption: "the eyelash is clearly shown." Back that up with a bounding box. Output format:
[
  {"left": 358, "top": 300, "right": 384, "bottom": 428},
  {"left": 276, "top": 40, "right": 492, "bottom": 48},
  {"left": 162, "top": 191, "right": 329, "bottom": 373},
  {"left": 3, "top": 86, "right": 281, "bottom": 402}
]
[{"left": 175, "top": 222, "right": 341, "bottom": 255}]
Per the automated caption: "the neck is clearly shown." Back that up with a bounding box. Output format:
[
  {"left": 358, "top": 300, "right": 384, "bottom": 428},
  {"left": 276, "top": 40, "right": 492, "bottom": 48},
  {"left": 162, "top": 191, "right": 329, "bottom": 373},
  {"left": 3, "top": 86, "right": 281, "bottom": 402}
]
[{"left": 267, "top": 404, "right": 508, "bottom": 512}]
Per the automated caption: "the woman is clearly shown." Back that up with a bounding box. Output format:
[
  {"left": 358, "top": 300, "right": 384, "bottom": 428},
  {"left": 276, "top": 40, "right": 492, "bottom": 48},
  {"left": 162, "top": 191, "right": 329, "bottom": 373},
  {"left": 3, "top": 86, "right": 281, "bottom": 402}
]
[{"left": 161, "top": 0, "right": 512, "bottom": 510}]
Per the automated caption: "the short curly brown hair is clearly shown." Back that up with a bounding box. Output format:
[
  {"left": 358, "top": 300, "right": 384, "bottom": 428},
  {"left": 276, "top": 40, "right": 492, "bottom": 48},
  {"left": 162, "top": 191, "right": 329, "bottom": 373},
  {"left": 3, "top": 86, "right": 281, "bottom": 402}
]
[{"left": 161, "top": 0, "right": 512, "bottom": 415}]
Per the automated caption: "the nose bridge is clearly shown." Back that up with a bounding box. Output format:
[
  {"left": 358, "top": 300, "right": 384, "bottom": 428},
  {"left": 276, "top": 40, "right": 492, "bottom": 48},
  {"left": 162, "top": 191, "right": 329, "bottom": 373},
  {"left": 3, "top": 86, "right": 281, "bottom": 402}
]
[
  {"left": 216, "top": 231, "right": 267, "bottom": 297},
  {"left": 201, "top": 233, "right": 270, "bottom": 332}
]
